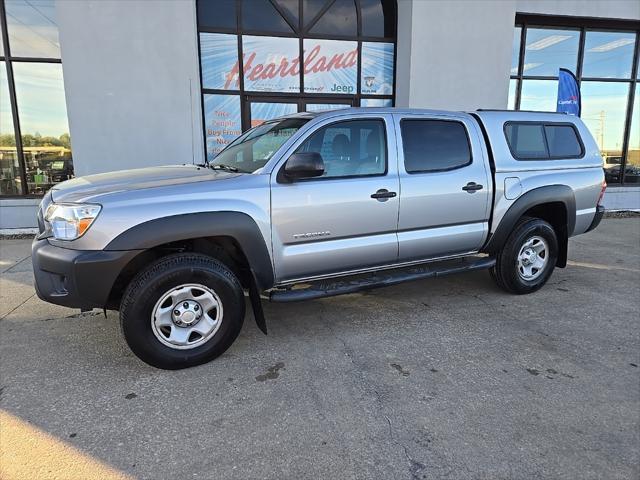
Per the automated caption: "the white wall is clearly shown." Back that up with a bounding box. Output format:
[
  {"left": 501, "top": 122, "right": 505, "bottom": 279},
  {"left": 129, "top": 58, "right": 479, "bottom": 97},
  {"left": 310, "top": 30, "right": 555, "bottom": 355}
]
[
  {"left": 515, "top": 0, "right": 640, "bottom": 20},
  {"left": 55, "top": 0, "right": 204, "bottom": 177},
  {"left": 396, "top": 0, "right": 517, "bottom": 110},
  {"left": 395, "top": 0, "right": 639, "bottom": 111}
]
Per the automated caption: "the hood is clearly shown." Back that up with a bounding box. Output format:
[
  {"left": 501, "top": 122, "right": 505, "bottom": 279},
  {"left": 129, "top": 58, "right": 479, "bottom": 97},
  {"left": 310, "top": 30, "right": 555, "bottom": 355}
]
[{"left": 50, "top": 164, "right": 240, "bottom": 203}]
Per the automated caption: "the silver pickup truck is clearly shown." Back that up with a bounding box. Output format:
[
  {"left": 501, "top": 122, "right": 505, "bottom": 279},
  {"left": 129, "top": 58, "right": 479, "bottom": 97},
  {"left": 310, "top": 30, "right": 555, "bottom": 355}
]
[{"left": 32, "top": 108, "right": 606, "bottom": 369}]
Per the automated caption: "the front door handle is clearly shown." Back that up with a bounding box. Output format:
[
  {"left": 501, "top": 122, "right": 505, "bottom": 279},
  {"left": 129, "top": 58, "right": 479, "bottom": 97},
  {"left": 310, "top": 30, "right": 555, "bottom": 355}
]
[
  {"left": 371, "top": 189, "right": 397, "bottom": 200},
  {"left": 462, "top": 182, "right": 483, "bottom": 193}
]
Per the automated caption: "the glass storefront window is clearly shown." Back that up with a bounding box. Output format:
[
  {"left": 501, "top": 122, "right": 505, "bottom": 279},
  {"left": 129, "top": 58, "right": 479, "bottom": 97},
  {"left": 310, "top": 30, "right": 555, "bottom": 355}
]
[
  {"left": 523, "top": 28, "right": 579, "bottom": 77},
  {"left": 582, "top": 31, "right": 636, "bottom": 79},
  {"left": 5, "top": 0, "right": 60, "bottom": 58},
  {"left": 511, "top": 27, "right": 521, "bottom": 75},
  {"left": 197, "top": 0, "right": 236, "bottom": 30},
  {"left": 1, "top": 0, "right": 72, "bottom": 196},
  {"left": 273, "top": 0, "right": 299, "bottom": 26},
  {"left": 360, "top": 0, "right": 396, "bottom": 38},
  {"left": 519, "top": 79, "right": 557, "bottom": 112},
  {"left": 361, "top": 98, "right": 392, "bottom": 107},
  {"left": 12, "top": 62, "right": 73, "bottom": 195},
  {"left": 581, "top": 81, "right": 630, "bottom": 184},
  {"left": 309, "top": 0, "right": 357, "bottom": 36},
  {"left": 1, "top": 62, "right": 22, "bottom": 195},
  {"left": 303, "top": 39, "right": 357, "bottom": 94},
  {"left": 305, "top": 103, "right": 350, "bottom": 111},
  {"left": 242, "top": 0, "right": 294, "bottom": 33},
  {"left": 250, "top": 102, "right": 297, "bottom": 127},
  {"left": 624, "top": 85, "right": 639, "bottom": 183},
  {"left": 361, "top": 42, "right": 394, "bottom": 96},
  {"left": 508, "top": 79, "right": 517, "bottom": 110},
  {"left": 200, "top": 33, "right": 241, "bottom": 91},
  {"left": 511, "top": 22, "right": 639, "bottom": 185},
  {"left": 242, "top": 35, "right": 300, "bottom": 93},
  {"left": 203, "top": 94, "right": 242, "bottom": 162},
  {"left": 197, "top": 1, "right": 397, "bottom": 169},
  {"left": 303, "top": 0, "right": 326, "bottom": 28}
]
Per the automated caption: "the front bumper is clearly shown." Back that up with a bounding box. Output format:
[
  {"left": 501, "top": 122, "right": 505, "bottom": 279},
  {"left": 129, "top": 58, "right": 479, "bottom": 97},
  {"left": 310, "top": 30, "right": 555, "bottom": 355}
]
[
  {"left": 32, "top": 239, "right": 140, "bottom": 309},
  {"left": 585, "top": 205, "right": 605, "bottom": 233}
]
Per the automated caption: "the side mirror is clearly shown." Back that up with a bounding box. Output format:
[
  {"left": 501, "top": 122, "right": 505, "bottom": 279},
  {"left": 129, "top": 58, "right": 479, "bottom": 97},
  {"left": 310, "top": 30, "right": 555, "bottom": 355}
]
[{"left": 283, "top": 152, "right": 324, "bottom": 180}]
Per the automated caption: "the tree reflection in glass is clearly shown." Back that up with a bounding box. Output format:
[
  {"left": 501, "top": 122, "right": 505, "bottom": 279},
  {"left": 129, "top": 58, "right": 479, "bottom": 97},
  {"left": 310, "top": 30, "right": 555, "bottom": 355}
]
[{"left": 13, "top": 62, "right": 73, "bottom": 195}]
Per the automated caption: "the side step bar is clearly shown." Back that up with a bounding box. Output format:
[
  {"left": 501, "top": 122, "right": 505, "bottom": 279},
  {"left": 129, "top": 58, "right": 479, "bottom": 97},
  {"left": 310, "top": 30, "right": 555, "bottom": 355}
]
[{"left": 269, "top": 256, "right": 496, "bottom": 303}]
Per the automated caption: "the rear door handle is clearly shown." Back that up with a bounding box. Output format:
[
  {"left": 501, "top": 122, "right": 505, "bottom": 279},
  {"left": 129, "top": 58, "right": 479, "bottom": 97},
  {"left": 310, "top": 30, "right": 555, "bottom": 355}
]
[
  {"left": 462, "top": 182, "right": 483, "bottom": 193},
  {"left": 371, "top": 189, "right": 397, "bottom": 200}
]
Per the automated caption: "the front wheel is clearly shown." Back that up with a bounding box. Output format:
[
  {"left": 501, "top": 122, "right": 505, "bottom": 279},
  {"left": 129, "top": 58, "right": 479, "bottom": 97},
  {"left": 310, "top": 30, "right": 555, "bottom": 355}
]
[
  {"left": 490, "top": 217, "right": 558, "bottom": 294},
  {"left": 120, "top": 253, "right": 245, "bottom": 369}
]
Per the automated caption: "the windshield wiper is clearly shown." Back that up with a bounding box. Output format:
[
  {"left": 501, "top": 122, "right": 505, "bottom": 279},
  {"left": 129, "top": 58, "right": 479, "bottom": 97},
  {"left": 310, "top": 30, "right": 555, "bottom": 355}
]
[{"left": 210, "top": 163, "right": 241, "bottom": 172}]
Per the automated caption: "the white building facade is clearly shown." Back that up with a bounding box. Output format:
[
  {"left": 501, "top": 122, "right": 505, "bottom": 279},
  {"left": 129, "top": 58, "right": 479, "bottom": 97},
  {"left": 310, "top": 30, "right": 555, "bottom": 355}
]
[{"left": 1, "top": 0, "right": 639, "bottom": 229}]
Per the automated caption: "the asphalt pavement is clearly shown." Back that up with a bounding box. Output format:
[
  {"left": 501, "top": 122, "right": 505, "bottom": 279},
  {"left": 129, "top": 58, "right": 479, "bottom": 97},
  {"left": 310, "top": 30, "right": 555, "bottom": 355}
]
[{"left": 0, "top": 218, "right": 639, "bottom": 480}]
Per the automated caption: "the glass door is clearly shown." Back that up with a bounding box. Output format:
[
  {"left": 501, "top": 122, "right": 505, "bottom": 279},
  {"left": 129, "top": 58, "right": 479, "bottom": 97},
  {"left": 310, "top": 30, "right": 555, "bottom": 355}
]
[
  {"left": 244, "top": 96, "right": 354, "bottom": 129},
  {"left": 246, "top": 97, "right": 298, "bottom": 128},
  {"left": 302, "top": 99, "right": 352, "bottom": 113}
]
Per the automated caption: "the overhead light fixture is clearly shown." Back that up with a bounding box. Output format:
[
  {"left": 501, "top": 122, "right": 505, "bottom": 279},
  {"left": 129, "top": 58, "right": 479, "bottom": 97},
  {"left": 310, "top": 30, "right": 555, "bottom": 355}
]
[
  {"left": 588, "top": 38, "right": 635, "bottom": 52},
  {"left": 526, "top": 35, "right": 572, "bottom": 51}
]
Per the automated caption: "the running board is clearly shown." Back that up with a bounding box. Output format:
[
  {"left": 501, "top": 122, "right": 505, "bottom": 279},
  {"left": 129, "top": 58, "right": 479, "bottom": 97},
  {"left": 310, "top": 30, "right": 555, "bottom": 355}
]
[{"left": 269, "top": 256, "right": 496, "bottom": 303}]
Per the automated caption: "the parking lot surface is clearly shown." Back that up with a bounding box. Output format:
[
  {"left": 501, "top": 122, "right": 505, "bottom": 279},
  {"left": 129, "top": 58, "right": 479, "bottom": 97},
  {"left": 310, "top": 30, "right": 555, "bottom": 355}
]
[{"left": 1, "top": 218, "right": 639, "bottom": 480}]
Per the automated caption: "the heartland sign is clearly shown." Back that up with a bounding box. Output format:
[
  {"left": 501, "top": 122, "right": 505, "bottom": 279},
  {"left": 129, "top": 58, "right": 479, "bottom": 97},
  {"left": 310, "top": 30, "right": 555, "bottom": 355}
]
[
  {"left": 218, "top": 37, "right": 359, "bottom": 93},
  {"left": 200, "top": 33, "right": 393, "bottom": 95},
  {"left": 224, "top": 44, "right": 358, "bottom": 90}
]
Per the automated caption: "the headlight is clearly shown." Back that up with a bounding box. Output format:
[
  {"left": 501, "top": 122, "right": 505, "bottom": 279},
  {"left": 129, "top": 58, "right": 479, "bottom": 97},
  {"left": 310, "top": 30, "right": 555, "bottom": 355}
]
[{"left": 44, "top": 203, "right": 102, "bottom": 240}]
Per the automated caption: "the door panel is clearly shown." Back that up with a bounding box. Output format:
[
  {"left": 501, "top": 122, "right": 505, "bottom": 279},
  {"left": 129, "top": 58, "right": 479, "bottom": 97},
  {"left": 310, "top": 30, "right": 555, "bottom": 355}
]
[
  {"left": 271, "top": 115, "right": 399, "bottom": 282},
  {"left": 395, "top": 114, "right": 492, "bottom": 261}
]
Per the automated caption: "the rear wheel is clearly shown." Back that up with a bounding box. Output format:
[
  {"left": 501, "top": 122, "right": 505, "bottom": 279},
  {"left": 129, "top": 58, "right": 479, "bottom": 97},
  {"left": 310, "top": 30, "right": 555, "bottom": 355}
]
[
  {"left": 490, "top": 217, "right": 558, "bottom": 294},
  {"left": 120, "top": 253, "right": 245, "bottom": 369}
]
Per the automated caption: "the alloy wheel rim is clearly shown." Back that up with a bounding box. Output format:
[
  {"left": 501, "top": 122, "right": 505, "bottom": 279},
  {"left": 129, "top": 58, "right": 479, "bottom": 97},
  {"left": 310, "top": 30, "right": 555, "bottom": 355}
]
[
  {"left": 151, "top": 283, "right": 223, "bottom": 350},
  {"left": 516, "top": 235, "right": 549, "bottom": 281}
]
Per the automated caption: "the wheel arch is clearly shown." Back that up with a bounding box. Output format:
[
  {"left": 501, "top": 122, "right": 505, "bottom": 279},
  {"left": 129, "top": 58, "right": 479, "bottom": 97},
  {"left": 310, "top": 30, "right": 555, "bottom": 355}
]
[
  {"left": 104, "top": 212, "right": 274, "bottom": 302},
  {"left": 482, "top": 185, "right": 576, "bottom": 267}
]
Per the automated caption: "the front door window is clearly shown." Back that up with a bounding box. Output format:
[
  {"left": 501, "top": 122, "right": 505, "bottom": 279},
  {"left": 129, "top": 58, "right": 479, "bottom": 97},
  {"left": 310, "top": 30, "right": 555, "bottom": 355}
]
[{"left": 295, "top": 119, "right": 386, "bottom": 178}]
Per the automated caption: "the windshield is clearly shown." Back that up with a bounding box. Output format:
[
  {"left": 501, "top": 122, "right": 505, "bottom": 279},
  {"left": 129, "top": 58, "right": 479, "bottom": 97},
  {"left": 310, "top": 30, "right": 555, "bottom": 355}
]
[{"left": 210, "top": 117, "right": 309, "bottom": 173}]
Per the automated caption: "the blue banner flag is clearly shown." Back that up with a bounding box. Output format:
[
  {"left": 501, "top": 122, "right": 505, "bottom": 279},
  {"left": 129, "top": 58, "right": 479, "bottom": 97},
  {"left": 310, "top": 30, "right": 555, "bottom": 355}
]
[{"left": 557, "top": 68, "right": 581, "bottom": 116}]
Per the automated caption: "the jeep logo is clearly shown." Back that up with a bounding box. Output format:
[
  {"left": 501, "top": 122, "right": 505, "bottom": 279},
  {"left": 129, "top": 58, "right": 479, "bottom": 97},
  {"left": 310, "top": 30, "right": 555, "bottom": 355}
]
[{"left": 330, "top": 84, "right": 354, "bottom": 93}]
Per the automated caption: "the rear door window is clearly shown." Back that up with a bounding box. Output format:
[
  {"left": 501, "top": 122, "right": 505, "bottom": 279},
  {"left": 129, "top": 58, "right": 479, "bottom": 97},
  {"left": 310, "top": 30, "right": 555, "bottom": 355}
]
[{"left": 400, "top": 119, "right": 472, "bottom": 173}]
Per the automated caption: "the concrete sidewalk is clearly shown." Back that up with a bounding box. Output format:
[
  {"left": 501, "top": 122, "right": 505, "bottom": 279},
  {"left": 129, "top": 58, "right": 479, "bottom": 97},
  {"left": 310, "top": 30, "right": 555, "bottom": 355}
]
[{"left": 1, "top": 218, "right": 639, "bottom": 480}]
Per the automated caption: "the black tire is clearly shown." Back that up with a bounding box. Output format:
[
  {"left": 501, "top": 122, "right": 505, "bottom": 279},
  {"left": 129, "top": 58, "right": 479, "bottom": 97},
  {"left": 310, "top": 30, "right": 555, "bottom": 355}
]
[
  {"left": 490, "top": 217, "right": 558, "bottom": 294},
  {"left": 120, "top": 253, "right": 245, "bottom": 369}
]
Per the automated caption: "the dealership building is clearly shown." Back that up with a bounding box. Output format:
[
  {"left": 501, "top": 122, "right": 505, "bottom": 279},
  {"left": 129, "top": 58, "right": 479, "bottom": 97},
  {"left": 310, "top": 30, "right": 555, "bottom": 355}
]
[{"left": 0, "top": 0, "right": 639, "bottom": 230}]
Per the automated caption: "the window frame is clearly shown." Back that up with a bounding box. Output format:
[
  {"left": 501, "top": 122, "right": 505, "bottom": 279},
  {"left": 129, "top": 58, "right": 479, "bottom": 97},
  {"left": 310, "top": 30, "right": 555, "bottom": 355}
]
[
  {"left": 503, "top": 121, "right": 585, "bottom": 161},
  {"left": 399, "top": 118, "right": 473, "bottom": 174},
  {"left": 510, "top": 14, "right": 640, "bottom": 184},
  {"left": 0, "top": 0, "right": 69, "bottom": 198},
  {"left": 196, "top": 0, "right": 398, "bottom": 148},
  {"left": 280, "top": 117, "right": 389, "bottom": 182}
]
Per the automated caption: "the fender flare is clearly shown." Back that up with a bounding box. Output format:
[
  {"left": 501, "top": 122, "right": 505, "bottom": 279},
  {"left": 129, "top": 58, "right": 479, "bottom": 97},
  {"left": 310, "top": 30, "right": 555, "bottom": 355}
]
[
  {"left": 105, "top": 211, "right": 274, "bottom": 291},
  {"left": 482, "top": 185, "right": 576, "bottom": 262}
]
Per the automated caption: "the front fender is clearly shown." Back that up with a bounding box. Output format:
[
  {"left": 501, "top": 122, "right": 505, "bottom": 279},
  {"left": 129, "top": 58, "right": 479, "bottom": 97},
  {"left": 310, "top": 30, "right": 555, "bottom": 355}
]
[{"left": 105, "top": 211, "right": 274, "bottom": 290}]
